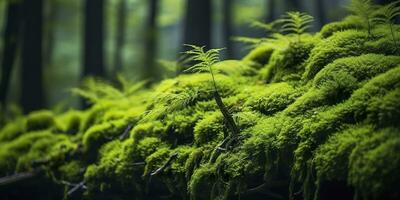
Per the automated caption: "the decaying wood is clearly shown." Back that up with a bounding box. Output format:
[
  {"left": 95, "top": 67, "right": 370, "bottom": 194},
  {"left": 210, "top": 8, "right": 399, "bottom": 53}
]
[{"left": 0, "top": 172, "right": 37, "bottom": 186}]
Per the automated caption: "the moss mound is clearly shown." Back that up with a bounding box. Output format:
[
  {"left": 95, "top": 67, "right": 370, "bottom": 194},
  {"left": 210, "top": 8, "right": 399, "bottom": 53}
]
[{"left": 1, "top": 15, "right": 400, "bottom": 200}]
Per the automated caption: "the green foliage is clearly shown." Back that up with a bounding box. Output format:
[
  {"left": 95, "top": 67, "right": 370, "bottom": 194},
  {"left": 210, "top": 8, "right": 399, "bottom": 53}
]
[
  {"left": 347, "top": 0, "right": 377, "bottom": 35},
  {"left": 372, "top": 0, "right": 400, "bottom": 46},
  {"left": 278, "top": 11, "right": 314, "bottom": 42}
]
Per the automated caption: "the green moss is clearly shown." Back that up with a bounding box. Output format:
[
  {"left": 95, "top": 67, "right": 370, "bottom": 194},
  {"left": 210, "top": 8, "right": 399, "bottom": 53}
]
[
  {"left": 367, "top": 87, "right": 400, "bottom": 127},
  {"left": 131, "top": 121, "right": 167, "bottom": 142},
  {"left": 189, "top": 164, "right": 217, "bottom": 200},
  {"left": 213, "top": 60, "right": 258, "bottom": 76},
  {"left": 193, "top": 111, "right": 224, "bottom": 146},
  {"left": 136, "top": 137, "right": 166, "bottom": 159},
  {"left": 0, "top": 118, "right": 25, "bottom": 143},
  {"left": 319, "top": 16, "right": 362, "bottom": 39},
  {"left": 25, "top": 110, "right": 55, "bottom": 131},
  {"left": 245, "top": 83, "right": 303, "bottom": 115},
  {"left": 57, "top": 160, "right": 85, "bottom": 182},
  {"left": 260, "top": 36, "right": 317, "bottom": 83},
  {"left": 83, "top": 118, "right": 132, "bottom": 161},
  {"left": 0, "top": 131, "right": 71, "bottom": 174},
  {"left": 349, "top": 128, "right": 400, "bottom": 199},
  {"left": 55, "top": 110, "right": 82, "bottom": 134},
  {"left": 313, "top": 125, "right": 373, "bottom": 186},
  {"left": 243, "top": 44, "right": 274, "bottom": 66}
]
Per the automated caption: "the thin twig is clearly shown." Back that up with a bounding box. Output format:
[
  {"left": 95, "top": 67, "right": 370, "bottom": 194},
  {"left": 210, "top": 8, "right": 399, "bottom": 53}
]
[
  {"left": 150, "top": 153, "right": 178, "bottom": 176},
  {"left": 0, "top": 172, "right": 37, "bottom": 186},
  {"left": 119, "top": 123, "right": 134, "bottom": 140},
  {"left": 67, "top": 181, "right": 86, "bottom": 196}
]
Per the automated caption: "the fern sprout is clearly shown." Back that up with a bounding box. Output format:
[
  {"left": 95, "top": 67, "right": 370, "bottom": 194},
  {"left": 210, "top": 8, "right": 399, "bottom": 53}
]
[
  {"left": 278, "top": 11, "right": 314, "bottom": 42},
  {"left": 184, "top": 45, "right": 239, "bottom": 153},
  {"left": 183, "top": 45, "right": 224, "bottom": 92},
  {"left": 71, "top": 77, "right": 124, "bottom": 104},
  {"left": 233, "top": 20, "right": 282, "bottom": 48},
  {"left": 372, "top": 0, "right": 400, "bottom": 46},
  {"left": 347, "top": 0, "right": 377, "bottom": 36}
]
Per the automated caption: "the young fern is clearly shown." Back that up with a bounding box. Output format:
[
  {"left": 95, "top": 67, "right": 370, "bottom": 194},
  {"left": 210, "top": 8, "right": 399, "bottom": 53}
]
[
  {"left": 184, "top": 45, "right": 239, "bottom": 162},
  {"left": 347, "top": 0, "right": 376, "bottom": 36},
  {"left": 184, "top": 45, "right": 223, "bottom": 93},
  {"left": 278, "top": 11, "right": 314, "bottom": 42},
  {"left": 233, "top": 20, "right": 282, "bottom": 47},
  {"left": 372, "top": 0, "right": 400, "bottom": 46}
]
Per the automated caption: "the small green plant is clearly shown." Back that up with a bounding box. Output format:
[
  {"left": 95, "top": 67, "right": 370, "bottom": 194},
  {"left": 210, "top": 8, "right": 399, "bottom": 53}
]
[
  {"left": 71, "top": 76, "right": 146, "bottom": 104},
  {"left": 233, "top": 19, "right": 283, "bottom": 48},
  {"left": 278, "top": 11, "right": 314, "bottom": 42},
  {"left": 347, "top": 0, "right": 377, "bottom": 36},
  {"left": 184, "top": 44, "right": 239, "bottom": 162},
  {"left": 372, "top": 0, "right": 400, "bottom": 46}
]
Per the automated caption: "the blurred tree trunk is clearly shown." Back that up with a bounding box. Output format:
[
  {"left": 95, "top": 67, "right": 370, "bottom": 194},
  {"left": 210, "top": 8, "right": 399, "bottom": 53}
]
[
  {"left": 316, "top": 0, "right": 326, "bottom": 28},
  {"left": 143, "top": 0, "right": 159, "bottom": 82},
  {"left": 265, "top": 0, "right": 275, "bottom": 22},
  {"left": 21, "top": 0, "right": 45, "bottom": 112},
  {"left": 223, "top": 0, "right": 234, "bottom": 59},
  {"left": 0, "top": 1, "right": 22, "bottom": 107},
  {"left": 285, "top": 0, "right": 301, "bottom": 11},
  {"left": 113, "top": 0, "right": 127, "bottom": 76},
  {"left": 83, "top": 0, "right": 105, "bottom": 78},
  {"left": 183, "top": 0, "right": 212, "bottom": 48},
  {"left": 44, "top": 0, "right": 57, "bottom": 67}
]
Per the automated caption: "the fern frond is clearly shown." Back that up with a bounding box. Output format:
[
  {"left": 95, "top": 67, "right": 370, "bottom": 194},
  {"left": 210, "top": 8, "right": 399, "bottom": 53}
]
[
  {"left": 183, "top": 45, "right": 224, "bottom": 74},
  {"left": 347, "top": 0, "right": 378, "bottom": 35},
  {"left": 71, "top": 77, "right": 129, "bottom": 103},
  {"left": 372, "top": 0, "right": 400, "bottom": 24},
  {"left": 277, "top": 11, "right": 314, "bottom": 38},
  {"left": 250, "top": 20, "right": 281, "bottom": 33}
]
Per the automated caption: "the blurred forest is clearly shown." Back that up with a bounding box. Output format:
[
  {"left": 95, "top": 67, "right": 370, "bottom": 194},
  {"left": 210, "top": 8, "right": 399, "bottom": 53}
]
[{"left": 0, "top": 0, "right": 392, "bottom": 113}]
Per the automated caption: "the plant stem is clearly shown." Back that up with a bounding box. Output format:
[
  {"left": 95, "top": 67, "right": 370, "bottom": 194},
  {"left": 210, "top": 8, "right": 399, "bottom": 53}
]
[{"left": 389, "top": 23, "right": 397, "bottom": 47}]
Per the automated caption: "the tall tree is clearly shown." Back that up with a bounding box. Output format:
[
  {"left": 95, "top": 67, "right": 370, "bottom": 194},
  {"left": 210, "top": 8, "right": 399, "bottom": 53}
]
[
  {"left": 183, "top": 0, "right": 212, "bottom": 48},
  {"left": 316, "top": 0, "right": 327, "bottom": 28},
  {"left": 83, "top": 0, "right": 105, "bottom": 78},
  {"left": 143, "top": 0, "right": 159, "bottom": 82},
  {"left": 223, "top": 0, "right": 234, "bottom": 59},
  {"left": 113, "top": 0, "right": 127, "bottom": 76},
  {"left": 20, "top": 0, "right": 45, "bottom": 112},
  {"left": 285, "top": 0, "right": 301, "bottom": 11},
  {"left": 265, "top": 0, "right": 276, "bottom": 22},
  {"left": 0, "top": 0, "right": 23, "bottom": 107},
  {"left": 44, "top": 0, "right": 57, "bottom": 67}
]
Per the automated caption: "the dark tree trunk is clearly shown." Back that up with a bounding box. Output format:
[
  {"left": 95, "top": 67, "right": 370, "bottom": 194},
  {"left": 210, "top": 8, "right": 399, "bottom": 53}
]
[
  {"left": 83, "top": 0, "right": 105, "bottom": 78},
  {"left": 20, "top": 0, "right": 45, "bottom": 113},
  {"left": 285, "top": 0, "right": 301, "bottom": 11},
  {"left": 113, "top": 0, "right": 127, "bottom": 76},
  {"left": 0, "top": 1, "right": 22, "bottom": 107},
  {"left": 143, "top": 0, "right": 159, "bottom": 82},
  {"left": 316, "top": 0, "right": 327, "bottom": 28},
  {"left": 44, "top": 0, "right": 57, "bottom": 67},
  {"left": 223, "top": 0, "right": 234, "bottom": 59},
  {"left": 183, "top": 0, "right": 212, "bottom": 48},
  {"left": 265, "top": 0, "right": 275, "bottom": 22}
]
